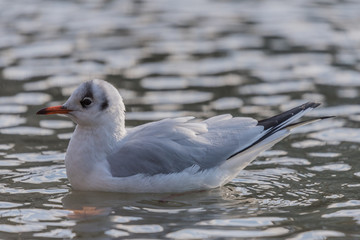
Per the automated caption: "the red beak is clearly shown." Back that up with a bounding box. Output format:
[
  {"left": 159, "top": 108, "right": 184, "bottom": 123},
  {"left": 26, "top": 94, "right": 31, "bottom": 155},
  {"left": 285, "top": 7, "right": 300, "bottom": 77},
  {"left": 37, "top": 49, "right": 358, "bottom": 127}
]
[{"left": 36, "top": 105, "right": 72, "bottom": 115}]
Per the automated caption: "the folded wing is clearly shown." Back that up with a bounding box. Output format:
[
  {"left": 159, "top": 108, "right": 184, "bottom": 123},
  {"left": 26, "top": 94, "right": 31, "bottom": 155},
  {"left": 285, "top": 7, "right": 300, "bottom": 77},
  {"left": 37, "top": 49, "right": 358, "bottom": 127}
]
[
  {"left": 107, "top": 102, "right": 322, "bottom": 178},
  {"left": 107, "top": 115, "right": 261, "bottom": 177}
]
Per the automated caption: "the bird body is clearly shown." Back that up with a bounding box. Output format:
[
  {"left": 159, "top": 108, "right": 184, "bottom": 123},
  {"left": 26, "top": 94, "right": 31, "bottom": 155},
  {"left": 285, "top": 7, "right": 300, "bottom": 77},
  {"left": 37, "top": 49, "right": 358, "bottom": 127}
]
[{"left": 37, "top": 79, "right": 326, "bottom": 193}]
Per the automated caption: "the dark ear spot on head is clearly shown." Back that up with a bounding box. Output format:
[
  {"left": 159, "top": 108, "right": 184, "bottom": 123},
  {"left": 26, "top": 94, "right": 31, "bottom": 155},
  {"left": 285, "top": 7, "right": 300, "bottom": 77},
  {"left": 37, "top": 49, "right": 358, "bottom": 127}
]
[{"left": 101, "top": 98, "right": 109, "bottom": 111}]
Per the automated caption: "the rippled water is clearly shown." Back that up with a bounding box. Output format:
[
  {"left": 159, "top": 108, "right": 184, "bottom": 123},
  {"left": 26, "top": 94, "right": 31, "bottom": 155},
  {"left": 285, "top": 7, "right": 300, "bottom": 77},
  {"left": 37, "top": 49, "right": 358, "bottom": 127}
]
[{"left": 1, "top": 0, "right": 360, "bottom": 239}]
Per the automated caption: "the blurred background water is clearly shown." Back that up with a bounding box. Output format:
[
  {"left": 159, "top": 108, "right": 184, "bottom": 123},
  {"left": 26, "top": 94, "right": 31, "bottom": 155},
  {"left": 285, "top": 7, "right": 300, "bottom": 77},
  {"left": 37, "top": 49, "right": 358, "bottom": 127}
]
[{"left": 0, "top": 0, "right": 360, "bottom": 239}]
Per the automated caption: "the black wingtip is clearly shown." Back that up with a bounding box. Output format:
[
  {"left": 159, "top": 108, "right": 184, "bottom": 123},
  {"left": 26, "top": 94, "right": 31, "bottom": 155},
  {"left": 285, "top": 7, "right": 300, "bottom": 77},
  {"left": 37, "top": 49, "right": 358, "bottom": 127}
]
[
  {"left": 299, "top": 101, "right": 321, "bottom": 109},
  {"left": 258, "top": 102, "right": 321, "bottom": 130},
  {"left": 308, "top": 102, "right": 321, "bottom": 108},
  {"left": 227, "top": 102, "right": 330, "bottom": 160},
  {"left": 319, "top": 115, "right": 336, "bottom": 120}
]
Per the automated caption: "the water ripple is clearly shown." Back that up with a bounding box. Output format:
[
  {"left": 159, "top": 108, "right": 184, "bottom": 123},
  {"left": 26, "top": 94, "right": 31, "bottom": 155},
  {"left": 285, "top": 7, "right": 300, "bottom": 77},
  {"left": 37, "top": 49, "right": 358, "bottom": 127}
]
[
  {"left": 141, "top": 91, "right": 213, "bottom": 105},
  {"left": 288, "top": 230, "right": 345, "bottom": 240},
  {"left": 197, "top": 217, "right": 287, "bottom": 227},
  {"left": 310, "top": 128, "right": 360, "bottom": 143},
  {"left": 239, "top": 81, "right": 314, "bottom": 95},
  {"left": 0, "top": 0, "right": 359, "bottom": 238},
  {"left": 0, "top": 127, "right": 54, "bottom": 136},
  {"left": 0, "top": 93, "right": 51, "bottom": 105},
  {"left": 39, "top": 120, "right": 74, "bottom": 129},
  {"left": 0, "top": 115, "right": 26, "bottom": 128},
  {"left": 6, "top": 152, "right": 65, "bottom": 162},
  {"left": 308, "top": 163, "right": 351, "bottom": 172},
  {"left": 0, "top": 105, "right": 27, "bottom": 114},
  {"left": 322, "top": 209, "right": 360, "bottom": 224},
  {"left": 166, "top": 227, "right": 289, "bottom": 239},
  {"left": 12, "top": 166, "right": 66, "bottom": 184},
  {"left": 116, "top": 224, "right": 164, "bottom": 233}
]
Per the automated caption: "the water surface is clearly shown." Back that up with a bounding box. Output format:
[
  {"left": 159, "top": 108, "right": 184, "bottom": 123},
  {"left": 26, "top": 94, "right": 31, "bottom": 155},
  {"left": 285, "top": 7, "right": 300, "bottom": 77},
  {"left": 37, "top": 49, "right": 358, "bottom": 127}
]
[{"left": 1, "top": 0, "right": 360, "bottom": 239}]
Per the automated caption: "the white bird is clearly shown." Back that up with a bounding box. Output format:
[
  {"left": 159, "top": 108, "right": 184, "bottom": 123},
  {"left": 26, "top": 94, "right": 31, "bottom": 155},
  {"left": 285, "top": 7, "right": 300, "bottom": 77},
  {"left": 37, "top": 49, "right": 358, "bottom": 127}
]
[{"left": 37, "top": 79, "right": 328, "bottom": 193}]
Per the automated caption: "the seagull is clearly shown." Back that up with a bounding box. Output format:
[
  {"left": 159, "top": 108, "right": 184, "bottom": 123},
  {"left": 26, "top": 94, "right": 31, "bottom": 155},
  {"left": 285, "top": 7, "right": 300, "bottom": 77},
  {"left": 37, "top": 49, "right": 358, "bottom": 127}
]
[{"left": 37, "top": 79, "right": 328, "bottom": 193}]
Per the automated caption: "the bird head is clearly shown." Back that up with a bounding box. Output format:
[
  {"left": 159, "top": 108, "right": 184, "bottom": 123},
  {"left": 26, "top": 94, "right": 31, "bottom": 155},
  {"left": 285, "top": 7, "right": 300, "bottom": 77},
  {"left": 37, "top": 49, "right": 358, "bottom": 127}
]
[{"left": 37, "top": 79, "right": 125, "bottom": 128}]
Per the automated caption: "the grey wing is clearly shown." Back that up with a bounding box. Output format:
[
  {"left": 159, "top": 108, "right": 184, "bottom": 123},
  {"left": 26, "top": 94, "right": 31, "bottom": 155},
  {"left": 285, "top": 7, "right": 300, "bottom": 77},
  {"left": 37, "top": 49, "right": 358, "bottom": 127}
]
[
  {"left": 106, "top": 116, "right": 262, "bottom": 177},
  {"left": 107, "top": 102, "right": 322, "bottom": 178}
]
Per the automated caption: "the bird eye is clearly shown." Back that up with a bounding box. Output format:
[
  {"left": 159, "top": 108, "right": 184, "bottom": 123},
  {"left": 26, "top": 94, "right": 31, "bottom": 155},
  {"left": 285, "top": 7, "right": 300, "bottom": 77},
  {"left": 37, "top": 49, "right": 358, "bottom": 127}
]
[{"left": 80, "top": 97, "right": 92, "bottom": 107}]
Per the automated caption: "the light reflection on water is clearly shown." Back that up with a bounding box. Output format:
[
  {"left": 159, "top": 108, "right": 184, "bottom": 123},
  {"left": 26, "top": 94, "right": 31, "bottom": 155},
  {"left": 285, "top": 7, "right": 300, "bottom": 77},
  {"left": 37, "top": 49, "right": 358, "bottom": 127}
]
[{"left": 1, "top": 0, "right": 360, "bottom": 239}]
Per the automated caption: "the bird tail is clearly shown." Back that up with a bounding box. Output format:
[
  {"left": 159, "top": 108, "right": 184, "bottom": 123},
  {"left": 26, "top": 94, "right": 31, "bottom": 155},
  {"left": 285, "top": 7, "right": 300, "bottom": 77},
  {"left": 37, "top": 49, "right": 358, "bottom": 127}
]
[{"left": 219, "top": 102, "right": 332, "bottom": 180}]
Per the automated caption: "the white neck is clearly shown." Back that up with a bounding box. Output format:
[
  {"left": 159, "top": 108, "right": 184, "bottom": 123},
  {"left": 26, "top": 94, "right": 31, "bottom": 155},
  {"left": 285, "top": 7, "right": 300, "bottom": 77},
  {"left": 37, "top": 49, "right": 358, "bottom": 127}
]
[
  {"left": 75, "top": 119, "right": 126, "bottom": 152},
  {"left": 64, "top": 116, "right": 126, "bottom": 190}
]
